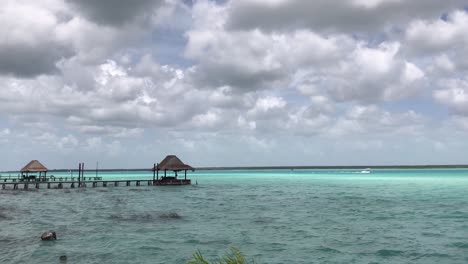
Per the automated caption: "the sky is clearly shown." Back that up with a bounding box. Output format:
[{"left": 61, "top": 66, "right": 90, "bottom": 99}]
[{"left": 1, "top": 0, "right": 468, "bottom": 170}]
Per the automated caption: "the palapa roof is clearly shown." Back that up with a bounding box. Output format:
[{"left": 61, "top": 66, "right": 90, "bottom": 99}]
[
  {"left": 156, "top": 155, "right": 193, "bottom": 171},
  {"left": 20, "top": 160, "right": 48, "bottom": 172}
]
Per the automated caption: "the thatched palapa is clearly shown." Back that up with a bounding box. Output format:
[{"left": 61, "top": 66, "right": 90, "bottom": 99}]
[
  {"left": 152, "top": 155, "right": 193, "bottom": 185},
  {"left": 20, "top": 160, "right": 48, "bottom": 180},
  {"left": 156, "top": 155, "right": 193, "bottom": 171}
]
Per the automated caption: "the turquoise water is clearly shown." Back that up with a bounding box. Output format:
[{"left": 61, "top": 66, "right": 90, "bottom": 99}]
[{"left": 1, "top": 169, "right": 468, "bottom": 263}]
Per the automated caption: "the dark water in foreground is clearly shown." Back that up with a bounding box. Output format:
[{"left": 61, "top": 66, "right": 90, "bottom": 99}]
[{"left": 1, "top": 169, "right": 468, "bottom": 263}]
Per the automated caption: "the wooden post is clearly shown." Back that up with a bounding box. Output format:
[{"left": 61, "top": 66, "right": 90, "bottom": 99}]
[
  {"left": 35, "top": 183, "right": 39, "bottom": 189},
  {"left": 114, "top": 181, "right": 118, "bottom": 187},
  {"left": 184, "top": 170, "right": 187, "bottom": 180},
  {"left": 47, "top": 183, "right": 51, "bottom": 189},
  {"left": 126, "top": 181, "right": 130, "bottom": 186},
  {"left": 156, "top": 163, "right": 159, "bottom": 180},
  {"left": 24, "top": 184, "right": 28, "bottom": 190},
  {"left": 136, "top": 181, "right": 140, "bottom": 186},
  {"left": 81, "top": 163, "right": 85, "bottom": 187},
  {"left": 78, "top": 163, "right": 81, "bottom": 187},
  {"left": 58, "top": 183, "right": 63, "bottom": 189},
  {"left": 103, "top": 182, "right": 107, "bottom": 187},
  {"left": 153, "top": 163, "right": 156, "bottom": 181},
  {"left": 2, "top": 183, "right": 5, "bottom": 189}
]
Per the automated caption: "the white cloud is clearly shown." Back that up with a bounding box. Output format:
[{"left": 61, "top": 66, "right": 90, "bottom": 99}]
[
  {"left": 329, "top": 105, "right": 425, "bottom": 136},
  {"left": 434, "top": 78, "right": 468, "bottom": 115},
  {"left": 226, "top": 0, "right": 467, "bottom": 33},
  {"left": 191, "top": 110, "right": 221, "bottom": 128},
  {"left": 406, "top": 11, "right": 468, "bottom": 54}
]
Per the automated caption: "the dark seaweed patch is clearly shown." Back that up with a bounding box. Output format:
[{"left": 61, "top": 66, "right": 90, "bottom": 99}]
[
  {"left": 108, "top": 212, "right": 164, "bottom": 223},
  {"left": 159, "top": 211, "right": 182, "bottom": 219}
]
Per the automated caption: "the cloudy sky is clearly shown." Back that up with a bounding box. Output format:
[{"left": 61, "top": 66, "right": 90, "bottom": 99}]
[{"left": 1, "top": 0, "right": 468, "bottom": 170}]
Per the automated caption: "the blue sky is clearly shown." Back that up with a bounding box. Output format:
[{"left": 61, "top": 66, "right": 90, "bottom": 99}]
[{"left": 1, "top": 0, "right": 468, "bottom": 170}]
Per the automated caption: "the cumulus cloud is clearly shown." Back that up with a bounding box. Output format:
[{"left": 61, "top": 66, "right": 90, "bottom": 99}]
[
  {"left": 66, "top": 0, "right": 164, "bottom": 26},
  {"left": 0, "top": 0, "right": 72, "bottom": 77},
  {"left": 293, "top": 42, "right": 425, "bottom": 103},
  {"left": 406, "top": 10, "right": 468, "bottom": 55},
  {"left": 0, "top": 0, "right": 177, "bottom": 78},
  {"left": 226, "top": 0, "right": 467, "bottom": 33},
  {"left": 433, "top": 78, "right": 468, "bottom": 115},
  {"left": 329, "top": 105, "right": 425, "bottom": 136}
]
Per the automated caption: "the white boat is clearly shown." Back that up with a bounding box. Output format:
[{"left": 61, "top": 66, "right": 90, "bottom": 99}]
[{"left": 360, "top": 168, "right": 372, "bottom": 174}]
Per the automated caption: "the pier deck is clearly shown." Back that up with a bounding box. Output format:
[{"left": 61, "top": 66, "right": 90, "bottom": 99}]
[{"left": 1, "top": 179, "right": 191, "bottom": 190}]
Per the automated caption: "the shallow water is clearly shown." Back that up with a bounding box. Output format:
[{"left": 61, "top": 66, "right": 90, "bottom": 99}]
[{"left": 1, "top": 169, "right": 468, "bottom": 263}]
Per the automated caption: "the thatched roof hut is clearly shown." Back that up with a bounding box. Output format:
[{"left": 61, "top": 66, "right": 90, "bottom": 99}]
[
  {"left": 152, "top": 155, "right": 193, "bottom": 182},
  {"left": 20, "top": 160, "right": 48, "bottom": 179},
  {"left": 21, "top": 160, "right": 48, "bottom": 173},
  {"left": 156, "top": 155, "right": 193, "bottom": 171}
]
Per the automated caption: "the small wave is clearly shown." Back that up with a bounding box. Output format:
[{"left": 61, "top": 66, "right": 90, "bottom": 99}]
[
  {"left": 376, "top": 249, "right": 404, "bottom": 257},
  {"left": 0, "top": 212, "right": 11, "bottom": 220},
  {"left": 198, "top": 239, "right": 231, "bottom": 245},
  {"left": 0, "top": 191, "right": 22, "bottom": 196},
  {"left": 451, "top": 242, "right": 468, "bottom": 249},
  {"left": 421, "top": 232, "right": 442, "bottom": 237},
  {"left": 128, "top": 188, "right": 150, "bottom": 192},
  {"left": 109, "top": 213, "right": 153, "bottom": 222},
  {"left": 253, "top": 217, "right": 275, "bottom": 224},
  {"left": 19, "top": 188, "right": 38, "bottom": 192},
  {"left": 316, "top": 246, "right": 341, "bottom": 253}
]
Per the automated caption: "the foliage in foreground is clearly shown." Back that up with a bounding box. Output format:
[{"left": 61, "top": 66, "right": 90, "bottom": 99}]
[{"left": 187, "top": 247, "right": 255, "bottom": 264}]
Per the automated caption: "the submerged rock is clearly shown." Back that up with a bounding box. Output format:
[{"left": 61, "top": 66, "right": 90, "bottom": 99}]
[
  {"left": 41, "top": 231, "right": 57, "bottom": 241},
  {"left": 59, "top": 255, "right": 67, "bottom": 262}
]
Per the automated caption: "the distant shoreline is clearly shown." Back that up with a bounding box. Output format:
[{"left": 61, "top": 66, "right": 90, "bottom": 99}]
[{"left": 2, "top": 164, "right": 468, "bottom": 173}]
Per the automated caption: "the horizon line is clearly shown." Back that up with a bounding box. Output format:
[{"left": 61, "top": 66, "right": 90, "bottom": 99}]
[{"left": 2, "top": 164, "right": 468, "bottom": 173}]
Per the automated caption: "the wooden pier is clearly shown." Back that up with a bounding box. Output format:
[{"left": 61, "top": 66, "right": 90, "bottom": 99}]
[
  {"left": 1, "top": 155, "right": 194, "bottom": 190},
  {"left": 0, "top": 179, "right": 158, "bottom": 190}
]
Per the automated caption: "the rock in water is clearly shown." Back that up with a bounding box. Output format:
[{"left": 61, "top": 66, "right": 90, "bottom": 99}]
[
  {"left": 41, "top": 231, "right": 57, "bottom": 241},
  {"left": 59, "top": 255, "right": 67, "bottom": 262}
]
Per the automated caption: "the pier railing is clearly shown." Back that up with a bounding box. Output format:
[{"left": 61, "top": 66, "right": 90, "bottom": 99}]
[
  {"left": 0, "top": 176, "right": 103, "bottom": 183},
  {"left": 0, "top": 177, "right": 191, "bottom": 190},
  {"left": 1, "top": 179, "right": 156, "bottom": 190}
]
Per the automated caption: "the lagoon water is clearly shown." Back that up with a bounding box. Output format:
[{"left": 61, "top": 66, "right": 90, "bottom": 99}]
[{"left": 1, "top": 169, "right": 468, "bottom": 263}]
